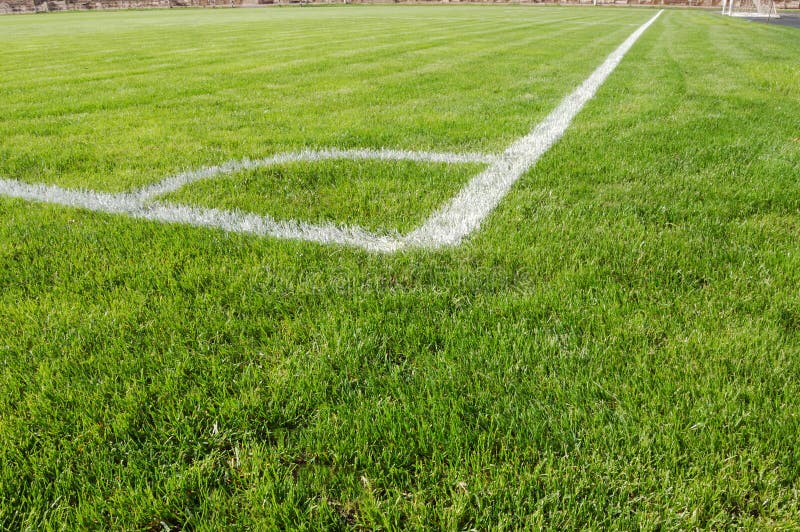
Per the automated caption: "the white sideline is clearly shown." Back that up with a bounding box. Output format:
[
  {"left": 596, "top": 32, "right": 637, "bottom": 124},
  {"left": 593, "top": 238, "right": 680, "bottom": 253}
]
[
  {"left": 406, "top": 9, "right": 662, "bottom": 248},
  {"left": 0, "top": 10, "right": 662, "bottom": 253}
]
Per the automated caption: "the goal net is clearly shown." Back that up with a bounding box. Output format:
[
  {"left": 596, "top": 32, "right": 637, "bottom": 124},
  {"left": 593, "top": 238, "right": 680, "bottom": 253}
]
[{"left": 721, "top": 0, "right": 779, "bottom": 18}]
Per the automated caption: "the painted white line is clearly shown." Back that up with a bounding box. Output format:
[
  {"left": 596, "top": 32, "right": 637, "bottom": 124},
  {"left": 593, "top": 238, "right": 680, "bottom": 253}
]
[
  {"left": 0, "top": 177, "right": 404, "bottom": 253},
  {"left": 135, "top": 148, "right": 496, "bottom": 200},
  {"left": 0, "top": 11, "right": 662, "bottom": 253},
  {"left": 405, "top": 9, "right": 663, "bottom": 249}
]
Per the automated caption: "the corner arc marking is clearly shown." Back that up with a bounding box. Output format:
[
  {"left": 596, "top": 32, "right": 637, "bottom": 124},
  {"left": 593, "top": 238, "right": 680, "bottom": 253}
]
[{"left": 0, "top": 10, "right": 663, "bottom": 253}]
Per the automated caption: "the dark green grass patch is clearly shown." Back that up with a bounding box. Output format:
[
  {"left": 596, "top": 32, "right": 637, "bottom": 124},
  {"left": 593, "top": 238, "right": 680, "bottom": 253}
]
[{"left": 160, "top": 159, "right": 483, "bottom": 233}]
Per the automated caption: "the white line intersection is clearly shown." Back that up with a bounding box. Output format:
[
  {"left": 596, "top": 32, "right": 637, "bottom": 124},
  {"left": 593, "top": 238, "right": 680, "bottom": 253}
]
[{"left": 0, "top": 11, "right": 662, "bottom": 253}]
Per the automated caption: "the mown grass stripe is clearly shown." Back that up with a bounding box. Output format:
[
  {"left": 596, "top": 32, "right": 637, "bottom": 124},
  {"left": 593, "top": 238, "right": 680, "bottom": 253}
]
[
  {"left": 406, "top": 10, "right": 664, "bottom": 248},
  {"left": 0, "top": 10, "right": 662, "bottom": 252}
]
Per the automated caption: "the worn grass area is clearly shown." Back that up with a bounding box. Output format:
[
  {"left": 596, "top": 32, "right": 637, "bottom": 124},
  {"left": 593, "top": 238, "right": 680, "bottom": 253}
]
[
  {"left": 2, "top": 6, "right": 800, "bottom": 530},
  {"left": 160, "top": 159, "right": 484, "bottom": 233}
]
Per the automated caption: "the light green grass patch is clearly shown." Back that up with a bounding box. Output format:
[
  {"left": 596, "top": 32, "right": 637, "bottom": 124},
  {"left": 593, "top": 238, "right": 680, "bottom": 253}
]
[{"left": 160, "top": 159, "right": 484, "bottom": 232}]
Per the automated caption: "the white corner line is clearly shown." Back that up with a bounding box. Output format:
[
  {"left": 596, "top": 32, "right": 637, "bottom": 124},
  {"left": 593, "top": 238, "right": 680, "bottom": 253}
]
[
  {"left": 404, "top": 9, "right": 663, "bottom": 249},
  {"left": 0, "top": 177, "right": 406, "bottom": 253},
  {"left": 0, "top": 10, "right": 662, "bottom": 254},
  {"left": 134, "top": 148, "right": 496, "bottom": 200}
]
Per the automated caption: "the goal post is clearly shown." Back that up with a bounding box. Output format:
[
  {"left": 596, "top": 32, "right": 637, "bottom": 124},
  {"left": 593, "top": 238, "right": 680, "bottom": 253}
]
[{"left": 721, "top": 0, "right": 780, "bottom": 18}]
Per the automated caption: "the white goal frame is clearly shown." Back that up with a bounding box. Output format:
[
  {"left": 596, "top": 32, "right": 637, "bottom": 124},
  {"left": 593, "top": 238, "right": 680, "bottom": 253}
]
[{"left": 721, "top": 0, "right": 779, "bottom": 18}]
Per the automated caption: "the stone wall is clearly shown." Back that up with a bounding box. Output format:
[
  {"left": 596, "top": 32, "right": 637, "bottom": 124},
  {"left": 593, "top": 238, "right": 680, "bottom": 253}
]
[{"left": 1, "top": 0, "right": 798, "bottom": 13}]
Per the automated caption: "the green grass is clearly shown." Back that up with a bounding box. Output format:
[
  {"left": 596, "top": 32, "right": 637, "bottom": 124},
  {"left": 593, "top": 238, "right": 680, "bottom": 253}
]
[
  {"left": 2, "top": 5, "right": 800, "bottom": 529},
  {"left": 0, "top": 6, "right": 646, "bottom": 192},
  {"left": 160, "top": 159, "right": 483, "bottom": 233}
]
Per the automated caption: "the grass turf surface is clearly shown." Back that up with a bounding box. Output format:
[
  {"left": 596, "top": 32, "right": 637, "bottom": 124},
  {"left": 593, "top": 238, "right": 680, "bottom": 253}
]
[
  {"left": 2, "top": 5, "right": 800, "bottom": 529},
  {"left": 0, "top": 6, "right": 646, "bottom": 193},
  {"left": 160, "top": 159, "right": 484, "bottom": 233}
]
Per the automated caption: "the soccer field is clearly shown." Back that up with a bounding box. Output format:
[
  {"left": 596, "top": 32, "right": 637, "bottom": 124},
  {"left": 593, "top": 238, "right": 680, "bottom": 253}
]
[{"left": 2, "top": 5, "right": 800, "bottom": 528}]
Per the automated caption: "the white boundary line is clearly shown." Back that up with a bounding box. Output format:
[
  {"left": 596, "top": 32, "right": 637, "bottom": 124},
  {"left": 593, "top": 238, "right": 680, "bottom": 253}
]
[
  {"left": 0, "top": 177, "right": 407, "bottom": 252},
  {"left": 134, "top": 148, "right": 497, "bottom": 200},
  {"left": 0, "top": 10, "right": 662, "bottom": 253},
  {"left": 406, "top": 9, "right": 662, "bottom": 249}
]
